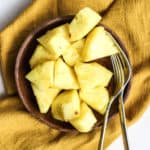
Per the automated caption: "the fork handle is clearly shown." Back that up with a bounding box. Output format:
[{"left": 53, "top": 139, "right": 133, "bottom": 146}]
[
  {"left": 98, "top": 100, "right": 114, "bottom": 150},
  {"left": 118, "top": 94, "right": 130, "bottom": 150},
  {"left": 0, "top": 66, "right": 7, "bottom": 98}
]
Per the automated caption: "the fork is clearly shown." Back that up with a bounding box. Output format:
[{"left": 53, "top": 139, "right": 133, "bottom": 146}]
[
  {"left": 98, "top": 55, "right": 130, "bottom": 150},
  {"left": 98, "top": 32, "right": 132, "bottom": 150},
  {"left": 109, "top": 31, "right": 132, "bottom": 150},
  {"left": 112, "top": 55, "right": 130, "bottom": 150}
]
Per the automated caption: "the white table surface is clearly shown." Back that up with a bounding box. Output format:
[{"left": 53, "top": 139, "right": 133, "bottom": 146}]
[{"left": 0, "top": 0, "right": 150, "bottom": 149}]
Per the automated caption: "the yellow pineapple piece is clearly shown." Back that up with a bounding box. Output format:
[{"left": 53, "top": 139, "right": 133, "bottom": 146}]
[
  {"left": 62, "top": 46, "right": 81, "bottom": 66},
  {"left": 79, "top": 86, "right": 109, "bottom": 114},
  {"left": 29, "top": 45, "right": 56, "bottom": 68},
  {"left": 82, "top": 26, "right": 119, "bottom": 62},
  {"left": 69, "top": 7, "right": 101, "bottom": 41},
  {"left": 74, "top": 62, "right": 112, "bottom": 88},
  {"left": 51, "top": 90, "right": 80, "bottom": 121},
  {"left": 54, "top": 58, "right": 79, "bottom": 89},
  {"left": 72, "top": 38, "right": 85, "bottom": 54},
  {"left": 37, "top": 24, "right": 70, "bottom": 58},
  {"left": 70, "top": 102, "right": 97, "bottom": 132},
  {"left": 63, "top": 38, "right": 85, "bottom": 66},
  {"left": 25, "top": 61, "right": 54, "bottom": 89},
  {"left": 31, "top": 84, "right": 60, "bottom": 113}
]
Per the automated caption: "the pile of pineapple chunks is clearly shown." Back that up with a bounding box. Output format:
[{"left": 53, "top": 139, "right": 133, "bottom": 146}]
[{"left": 26, "top": 7, "right": 119, "bottom": 132}]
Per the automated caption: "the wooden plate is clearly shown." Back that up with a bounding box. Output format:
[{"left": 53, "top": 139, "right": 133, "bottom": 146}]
[{"left": 15, "top": 16, "right": 131, "bottom": 132}]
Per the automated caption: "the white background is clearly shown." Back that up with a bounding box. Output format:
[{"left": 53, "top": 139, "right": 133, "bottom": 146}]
[{"left": 0, "top": 0, "right": 150, "bottom": 149}]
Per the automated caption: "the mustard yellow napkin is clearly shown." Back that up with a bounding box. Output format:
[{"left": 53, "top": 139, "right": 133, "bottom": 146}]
[{"left": 0, "top": 0, "right": 150, "bottom": 149}]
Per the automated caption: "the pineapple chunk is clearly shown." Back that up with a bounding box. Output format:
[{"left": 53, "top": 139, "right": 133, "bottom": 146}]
[
  {"left": 29, "top": 45, "right": 56, "bottom": 68},
  {"left": 72, "top": 38, "right": 85, "bottom": 54},
  {"left": 82, "top": 26, "right": 119, "bottom": 62},
  {"left": 26, "top": 61, "right": 54, "bottom": 89},
  {"left": 74, "top": 62, "right": 112, "bottom": 88},
  {"left": 54, "top": 58, "right": 79, "bottom": 89},
  {"left": 31, "top": 84, "right": 60, "bottom": 113},
  {"left": 79, "top": 86, "right": 109, "bottom": 114},
  {"left": 51, "top": 90, "right": 80, "bottom": 121},
  {"left": 62, "top": 46, "right": 81, "bottom": 66},
  {"left": 69, "top": 7, "right": 101, "bottom": 41},
  {"left": 63, "top": 39, "right": 85, "bottom": 66},
  {"left": 37, "top": 24, "right": 70, "bottom": 58},
  {"left": 70, "top": 102, "right": 97, "bottom": 132}
]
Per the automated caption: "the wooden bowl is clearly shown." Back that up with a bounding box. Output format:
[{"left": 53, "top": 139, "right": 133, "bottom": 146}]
[{"left": 15, "top": 16, "right": 131, "bottom": 132}]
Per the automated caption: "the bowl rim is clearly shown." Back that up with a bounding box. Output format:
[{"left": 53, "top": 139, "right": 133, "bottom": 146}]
[{"left": 15, "top": 15, "right": 132, "bottom": 132}]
